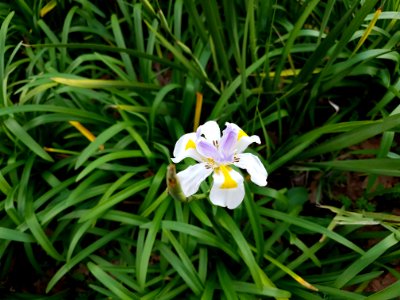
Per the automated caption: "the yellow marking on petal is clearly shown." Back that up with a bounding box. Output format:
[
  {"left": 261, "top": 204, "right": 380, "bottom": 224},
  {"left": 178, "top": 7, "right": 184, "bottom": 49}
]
[
  {"left": 238, "top": 130, "right": 248, "bottom": 141},
  {"left": 69, "top": 121, "right": 104, "bottom": 150},
  {"left": 185, "top": 139, "right": 196, "bottom": 150},
  {"left": 219, "top": 165, "right": 238, "bottom": 189}
]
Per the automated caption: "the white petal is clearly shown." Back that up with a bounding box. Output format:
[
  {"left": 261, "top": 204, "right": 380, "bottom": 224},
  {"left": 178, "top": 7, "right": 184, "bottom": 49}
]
[
  {"left": 176, "top": 163, "right": 213, "bottom": 197},
  {"left": 236, "top": 135, "right": 261, "bottom": 153},
  {"left": 209, "top": 166, "right": 245, "bottom": 209},
  {"left": 234, "top": 153, "right": 268, "bottom": 186},
  {"left": 172, "top": 132, "right": 203, "bottom": 163},
  {"left": 196, "top": 121, "right": 221, "bottom": 141}
]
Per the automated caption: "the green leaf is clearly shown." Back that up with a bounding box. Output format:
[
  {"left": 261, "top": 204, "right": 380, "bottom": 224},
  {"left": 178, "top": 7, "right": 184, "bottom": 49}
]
[
  {"left": 137, "top": 199, "right": 170, "bottom": 289},
  {"left": 76, "top": 150, "right": 145, "bottom": 181},
  {"left": 334, "top": 233, "right": 399, "bottom": 288},
  {"left": 157, "top": 238, "right": 203, "bottom": 295},
  {"left": 78, "top": 177, "right": 152, "bottom": 222},
  {"left": 0, "top": 227, "right": 34, "bottom": 242},
  {"left": 216, "top": 209, "right": 275, "bottom": 289},
  {"left": 74, "top": 122, "right": 133, "bottom": 169},
  {"left": 309, "top": 158, "right": 400, "bottom": 177},
  {"left": 216, "top": 263, "right": 238, "bottom": 300},
  {"left": 0, "top": 11, "right": 15, "bottom": 107},
  {"left": 260, "top": 208, "right": 364, "bottom": 254},
  {"left": 25, "top": 194, "right": 64, "bottom": 261},
  {"left": 46, "top": 227, "right": 129, "bottom": 293},
  {"left": 301, "top": 114, "right": 400, "bottom": 159},
  {"left": 87, "top": 262, "right": 138, "bottom": 300},
  {"left": 162, "top": 220, "right": 239, "bottom": 261},
  {"left": 3, "top": 118, "right": 54, "bottom": 162}
]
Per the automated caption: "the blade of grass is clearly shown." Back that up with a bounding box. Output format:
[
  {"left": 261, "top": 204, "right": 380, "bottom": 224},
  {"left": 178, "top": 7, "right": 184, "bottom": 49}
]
[
  {"left": 0, "top": 104, "right": 109, "bottom": 122},
  {"left": 87, "top": 262, "right": 138, "bottom": 300},
  {"left": 51, "top": 76, "right": 159, "bottom": 90},
  {"left": 271, "top": 114, "right": 400, "bottom": 172},
  {"left": 0, "top": 227, "right": 34, "bottom": 243},
  {"left": 0, "top": 11, "right": 14, "bottom": 107},
  {"left": 201, "top": 0, "right": 232, "bottom": 80},
  {"left": 76, "top": 150, "right": 145, "bottom": 181},
  {"left": 46, "top": 227, "right": 129, "bottom": 292},
  {"left": 3, "top": 118, "right": 54, "bottom": 162},
  {"left": 136, "top": 199, "right": 170, "bottom": 289},
  {"left": 74, "top": 121, "right": 132, "bottom": 169},
  {"left": 272, "top": 0, "right": 320, "bottom": 89},
  {"left": 309, "top": 158, "right": 400, "bottom": 177},
  {"left": 162, "top": 220, "right": 239, "bottom": 261},
  {"left": 260, "top": 208, "right": 364, "bottom": 254},
  {"left": 334, "top": 233, "right": 399, "bottom": 288},
  {"left": 216, "top": 209, "right": 275, "bottom": 289},
  {"left": 78, "top": 177, "right": 152, "bottom": 223},
  {"left": 25, "top": 192, "right": 64, "bottom": 261},
  {"left": 111, "top": 14, "right": 137, "bottom": 80},
  {"left": 216, "top": 263, "right": 238, "bottom": 300},
  {"left": 157, "top": 238, "right": 203, "bottom": 295}
]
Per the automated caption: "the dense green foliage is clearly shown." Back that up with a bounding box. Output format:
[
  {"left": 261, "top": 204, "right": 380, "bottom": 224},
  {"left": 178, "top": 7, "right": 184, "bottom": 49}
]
[{"left": 1, "top": 0, "right": 400, "bottom": 299}]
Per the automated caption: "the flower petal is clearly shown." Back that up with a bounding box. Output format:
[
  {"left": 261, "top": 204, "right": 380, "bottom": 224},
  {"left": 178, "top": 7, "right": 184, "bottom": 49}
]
[
  {"left": 196, "top": 138, "right": 220, "bottom": 161},
  {"left": 196, "top": 121, "right": 221, "bottom": 141},
  {"left": 176, "top": 163, "right": 213, "bottom": 197},
  {"left": 225, "top": 122, "right": 261, "bottom": 153},
  {"left": 219, "top": 124, "right": 238, "bottom": 161},
  {"left": 234, "top": 153, "right": 268, "bottom": 186},
  {"left": 236, "top": 134, "right": 261, "bottom": 153},
  {"left": 172, "top": 132, "right": 203, "bottom": 163},
  {"left": 209, "top": 166, "right": 245, "bottom": 209}
]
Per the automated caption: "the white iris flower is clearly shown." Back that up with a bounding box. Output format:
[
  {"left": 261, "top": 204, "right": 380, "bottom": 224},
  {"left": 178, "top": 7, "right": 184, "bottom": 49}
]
[{"left": 171, "top": 121, "right": 268, "bottom": 209}]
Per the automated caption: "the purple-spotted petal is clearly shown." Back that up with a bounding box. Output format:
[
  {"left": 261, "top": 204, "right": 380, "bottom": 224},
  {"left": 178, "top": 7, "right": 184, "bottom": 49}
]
[
  {"left": 209, "top": 167, "right": 244, "bottom": 209},
  {"left": 196, "top": 121, "right": 221, "bottom": 141},
  {"left": 172, "top": 132, "right": 204, "bottom": 163},
  {"left": 176, "top": 163, "right": 213, "bottom": 197},
  {"left": 234, "top": 153, "right": 268, "bottom": 186}
]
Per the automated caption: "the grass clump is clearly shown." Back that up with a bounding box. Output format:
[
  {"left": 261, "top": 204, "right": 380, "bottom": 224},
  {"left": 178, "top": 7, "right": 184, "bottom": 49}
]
[{"left": 1, "top": 0, "right": 400, "bottom": 299}]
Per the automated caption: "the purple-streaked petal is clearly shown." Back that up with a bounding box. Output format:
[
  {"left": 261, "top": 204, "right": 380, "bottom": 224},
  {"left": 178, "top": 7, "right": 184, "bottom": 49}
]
[
  {"left": 196, "top": 138, "right": 220, "bottom": 161},
  {"left": 209, "top": 166, "right": 244, "bottom": 209},
  {"left": 220, "top": 124, "right": 238, "bottom": 160},
  {"left": 196, "top": 121, "right": 221, "bottom": 141},
  {"left": 234, "top": 153, "right": 268, "bottom": 186},
  {"left": 177, "top": 163, "right": 213, "bottom": 197},
  {"left": 172, "top": 132, "right": 203, "bottom": 163},
  {"left": 224, "top": 122, "right": 261, "bottom": 153}
]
